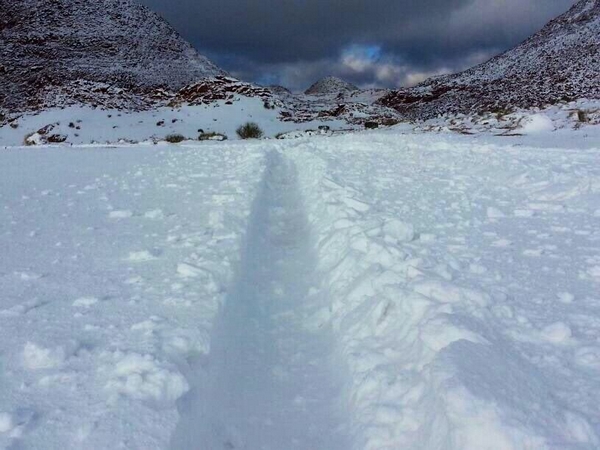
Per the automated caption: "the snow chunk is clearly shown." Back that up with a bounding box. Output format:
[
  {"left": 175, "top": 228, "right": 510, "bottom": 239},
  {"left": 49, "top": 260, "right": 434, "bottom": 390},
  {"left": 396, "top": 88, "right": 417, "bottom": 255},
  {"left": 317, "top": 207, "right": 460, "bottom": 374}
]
[
  {"left": 587, "top": 265, "right": 600, "bottom": 280},
  {"left": 24, "top": 132, "right": 44, "bottom": 146},
  {"left": 520, "top": 114, "right": 554, "bottom": 134},
  {"left": 143, "top": 209, "right": 164, "bottom": 219},
  {"left": 108, "top": 210, "right": 133, "bottom": 219},
  {"left": 540, "top": 322, "right": 572, "bottom": 343},
  {"left": 382, "top": 219, "right": 415, "bottom": 243},
  {"left": 15, "top": 271, "right": 43, "bottom": 281},
  {"left": 341, "top": 197, "right": 370, "bottom": 212},
  {"left": 23, "top": 342, "right": 65, "bottom": 370},
  {"left": 0, "top": 412, "right": 14, "bottom": 433},
  {"left": 72, "top": 296, "right": 99, "bottom": 308},
  {"left": 557, "top": 292, "right": 574, "bottom": 304},
  {"left": 514, "top": 209, "right": 535, "bottom": 217},
  {"left": 486, "top": 207, "right": 505, "bottom": 219},
  {"left": 176, "top": 262, "right": 208, "bottom": 278},
  {"left": 419, "top": 233, "right": 437, "bottom": 243},
  {"left": 127, "top": 250, "right": 157, "bottom": 262},
  {"left": 104, "top": 352, "right": 188, "bottom": 407},
  {"left": 491, "top": 238, "right": 512, "bottom": 248}
]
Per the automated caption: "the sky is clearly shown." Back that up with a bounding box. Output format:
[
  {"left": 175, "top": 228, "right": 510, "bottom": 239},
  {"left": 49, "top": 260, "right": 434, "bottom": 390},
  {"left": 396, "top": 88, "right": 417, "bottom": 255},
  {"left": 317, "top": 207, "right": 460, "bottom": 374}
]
[{"left": 138, "top": 0, "right": 578, "bottom": 92}]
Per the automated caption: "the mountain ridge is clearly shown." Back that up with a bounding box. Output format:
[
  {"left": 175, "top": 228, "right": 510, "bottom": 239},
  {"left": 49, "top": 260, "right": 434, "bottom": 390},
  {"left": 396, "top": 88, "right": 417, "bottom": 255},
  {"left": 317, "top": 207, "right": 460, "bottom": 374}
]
[
  {"left": 379, "top": 0, "right": 600, "bottom": 119},
  {"left": 0, "top": 0, "right": 226, "bottom": 111}
]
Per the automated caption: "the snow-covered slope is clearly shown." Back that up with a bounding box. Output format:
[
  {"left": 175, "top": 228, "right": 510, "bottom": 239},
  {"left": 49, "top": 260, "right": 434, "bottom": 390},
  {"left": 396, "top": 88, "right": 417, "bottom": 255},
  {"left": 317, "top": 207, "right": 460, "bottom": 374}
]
[
  {"left": 0, "top": 0, "right": 226, "bottom": 112},
  {"left": 0, "top": 101, "right": 354, "bottom": 147},
  {"left": 381, "top": 0, "right": 600, "bottom": 118},
  {"left": 275, "top": 86, "right": 400, "bottom": 126},
  {"left": 0, "top": 78, "right": 401, "bottom": 146},
  {"left": 1, "top": 131, "right": 599, "bottom": 449},
  {"left": 305, "top": 76, "right": 360, "bottom": 96}
]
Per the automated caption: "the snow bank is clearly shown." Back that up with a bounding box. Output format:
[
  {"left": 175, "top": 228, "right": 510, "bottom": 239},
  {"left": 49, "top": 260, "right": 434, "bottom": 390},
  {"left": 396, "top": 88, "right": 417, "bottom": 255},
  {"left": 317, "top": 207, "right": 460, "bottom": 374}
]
[{"left": 286, "top": 132, "right": 600, "bottom": 449}]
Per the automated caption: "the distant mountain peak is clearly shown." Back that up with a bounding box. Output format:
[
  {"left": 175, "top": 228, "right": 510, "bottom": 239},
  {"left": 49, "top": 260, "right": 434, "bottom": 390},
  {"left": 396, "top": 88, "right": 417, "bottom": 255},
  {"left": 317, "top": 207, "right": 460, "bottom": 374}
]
[{"left": 305, "top": 76, "right": 359, "bottom": 95}]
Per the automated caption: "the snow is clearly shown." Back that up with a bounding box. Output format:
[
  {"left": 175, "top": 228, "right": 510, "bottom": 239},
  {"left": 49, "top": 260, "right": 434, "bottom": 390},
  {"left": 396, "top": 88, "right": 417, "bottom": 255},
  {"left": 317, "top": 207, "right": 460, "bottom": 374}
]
[
  {"left": 0, "top": 413, "right": 14, "bottom": 434},
  {"left": 103, "top": 351, "right": 189, "bottom": 406},
  {"left": 414, "top": 98, "right": 600, "bottom": 142},
  {"left": 539, "top": 322, "right": 573, "bottom": 343},
  {"left": 0, "top": 126, "right": 599, "bottom": 449},
  {"left": 0, "top": 100, "right": 350, "bottom": 147},
  {"left": 382, "top": 219, "right": 415, "bottom": 242},
  {"left": 22, "top": 342, "right": 66, "bottom": 370},
  {"left": 108, "top": 209, "right": 134, "bottom": 219},
  {"left": 520, "top": 114, "right": 555, "bottom": 134},
  {"left": 72, "top": 297, "right": 99, "bottom": 308}
]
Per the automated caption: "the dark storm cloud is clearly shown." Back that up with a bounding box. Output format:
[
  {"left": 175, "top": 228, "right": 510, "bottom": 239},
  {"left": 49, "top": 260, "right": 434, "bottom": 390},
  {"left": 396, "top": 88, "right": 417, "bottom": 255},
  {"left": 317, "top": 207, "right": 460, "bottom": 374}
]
[{"left": 138, "top": 0, "right": 578, "bottom": 91}]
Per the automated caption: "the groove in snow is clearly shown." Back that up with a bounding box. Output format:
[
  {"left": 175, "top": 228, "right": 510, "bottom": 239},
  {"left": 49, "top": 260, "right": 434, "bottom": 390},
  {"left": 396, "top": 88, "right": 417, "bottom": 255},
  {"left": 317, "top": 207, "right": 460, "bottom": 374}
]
[{"left": 170, "top": 151, "right": 350, "bottom": 450}]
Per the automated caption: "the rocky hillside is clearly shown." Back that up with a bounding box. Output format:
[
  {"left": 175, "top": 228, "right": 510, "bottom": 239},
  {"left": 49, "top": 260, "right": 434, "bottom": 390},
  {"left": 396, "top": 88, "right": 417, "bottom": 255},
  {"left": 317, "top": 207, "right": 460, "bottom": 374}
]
[
  {"left": 380, "top": 0, "right": 600, "bottom": 119},
  {"left": 0, "top": 0, "right": 226, "bottom": 112},
  {"left": 305, "top": 76, "right": 359, "bottom": 96},
  {"left": 170, "top": 76, "right": 281, "bottom": 108}
]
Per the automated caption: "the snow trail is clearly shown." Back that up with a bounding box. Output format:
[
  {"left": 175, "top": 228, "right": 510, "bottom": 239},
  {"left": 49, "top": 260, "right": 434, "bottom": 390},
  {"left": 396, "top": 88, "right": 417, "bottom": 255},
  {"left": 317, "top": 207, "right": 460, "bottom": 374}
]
[
  {"left": 170, "top": 151, "right": 350, "bottom": 450},
  {"left": 2, "top": 133, "right": 599, "bottom": 449}
]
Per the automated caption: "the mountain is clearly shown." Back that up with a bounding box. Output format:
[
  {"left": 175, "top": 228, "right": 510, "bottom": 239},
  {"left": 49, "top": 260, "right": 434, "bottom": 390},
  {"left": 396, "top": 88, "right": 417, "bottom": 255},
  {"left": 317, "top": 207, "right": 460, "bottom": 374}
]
[
  {"left": 0, "top": 0, "right": 226, "bottom": 112},
  {"left": 305, "top": 76, "right": 359, "bottom": 96},
  {"left": 380, "top": 0, "right": 600, "bottom": 119}
]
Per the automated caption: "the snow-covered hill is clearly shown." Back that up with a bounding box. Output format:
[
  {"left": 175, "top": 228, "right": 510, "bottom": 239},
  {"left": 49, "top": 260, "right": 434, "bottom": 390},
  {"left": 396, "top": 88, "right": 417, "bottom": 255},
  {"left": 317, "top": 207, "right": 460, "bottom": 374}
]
[
  {"left": 0, "top": 0, "right": 226, "bottom": 112},
  {"left": 305, "top": 76, "right": 359, "bottom": 96},
  {"left": 381, "top": 0, "right": 600, "bottom": 118}
]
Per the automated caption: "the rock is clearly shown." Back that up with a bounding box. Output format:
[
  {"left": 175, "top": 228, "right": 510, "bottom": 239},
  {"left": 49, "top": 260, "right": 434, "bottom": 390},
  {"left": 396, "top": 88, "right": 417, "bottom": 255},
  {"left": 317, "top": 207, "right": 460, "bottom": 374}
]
[{"left": 46, "top": 134, "right": 67, "bottom": 143}]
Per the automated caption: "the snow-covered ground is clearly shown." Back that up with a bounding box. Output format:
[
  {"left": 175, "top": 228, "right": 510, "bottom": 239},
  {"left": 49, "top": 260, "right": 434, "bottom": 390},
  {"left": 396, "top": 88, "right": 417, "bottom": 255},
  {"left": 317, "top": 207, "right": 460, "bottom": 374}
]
[
  {"left": 2, "top": 98, "right": 598, "bottom": 149},
  {"left": 416, "top": 99, "right": 600, "bottom": 141},
  {"left": 0, "top": 99, "right": 350, "bottom": 147},
  {"left": 1, "top": 127, "right": 600, "bottom": 449}
]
